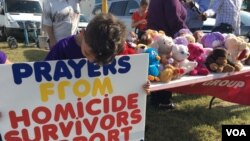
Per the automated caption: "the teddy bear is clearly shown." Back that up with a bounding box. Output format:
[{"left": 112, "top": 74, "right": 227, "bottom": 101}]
[
  {"left": 158, "top": 52, "right": 184, "bottom": 82},
  {"left": 149, "top": 42, "right": 183, "bottom": 83},
  {"left": 144, "top": 47, "right": 161, "bottom": 81},
  {"left": 139, "top": 29, "right": 165, "bottom": 46},
  {"left": 193, "top": 30, "right": 205, "bottom": 43},
  {"left": 174, "top": 36, "right": 189, "bottom": 46},
  {"left": 143, "top": 32, "right": 175, "bottom": 66},
  {"left": 205, "top": 48, "right": 235, "bottom": 73},
  {"left": 224, "top": 34, "right": 249, "bottom": 71},
  {"left": 171, "top": 44, "right": 197, "bottom": 75},
  {"left": 183, "top": 34, "right": 196, "bottom": 44},
  {"left": 126, "top": 31, "right": 138, "bottom": 44},
  {"left": 174, "top": 28, "right": 192, "bottom": 38},
  {"left": 159, "top": 64, "right": 184, "bottom": 83},
  {"left": 187, "top": 43, "right": 210, "bottom": 75},
  {"left": 201, "top": 32, "right": 225, "bottom": 48},
  {"left": 138, "top": 30, "right": 175, "bottom": 57},
  {"left": 139, "top": 31, "right": 154, "bottom": 46},
  {"left": 159, "top": 53, "right": 175, "bottom": 69},
  {"left": 174, "top": 28, "right": 195, "bottom": 44},
  {"left": 150, "top": 32, "right": 174, "bottom": 55}
]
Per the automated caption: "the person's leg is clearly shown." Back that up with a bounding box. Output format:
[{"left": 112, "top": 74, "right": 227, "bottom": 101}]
[
  {"left": 150, "top": 91, "right": 161, "bottom": 107},
  {"left": 158, "top": 90, "right": 172, "bottom": 104},
  {"left": 158, "top": 91, "right": 175, "bottom": 109},
  {"left": 150, "top": 90, "right": 175, "bottom": 109}
]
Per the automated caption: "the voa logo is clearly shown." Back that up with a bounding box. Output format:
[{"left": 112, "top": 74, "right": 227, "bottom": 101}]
[{"left": 226, "top": 129, "right": 246, "bottom": 136}]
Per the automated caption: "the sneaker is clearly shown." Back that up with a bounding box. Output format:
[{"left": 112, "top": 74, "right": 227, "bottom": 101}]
[{"left": 158, "top": 103, "right": 176, "bottom": 110}]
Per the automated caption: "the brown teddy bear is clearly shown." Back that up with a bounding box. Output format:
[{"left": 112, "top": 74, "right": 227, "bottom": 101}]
[
  {"left": 159, "top": 64, "right": 183, "bottom": 83},
  {"left": 205, "top": 48, "right": 235, "bottom": 73},
  {"left": 138, "top": 29, "right": 164, "bottom": 45}
]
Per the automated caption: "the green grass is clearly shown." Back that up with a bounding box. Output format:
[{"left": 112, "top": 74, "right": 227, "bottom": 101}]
[
  {"left": 1, "top": 42, "right": 250, "bottom": 141},
  {"left": 146, "top": 95, "right": 250, "bottom": 141},
  {"left": 0, "top": 42, "right": 48, "bottom": 62}
]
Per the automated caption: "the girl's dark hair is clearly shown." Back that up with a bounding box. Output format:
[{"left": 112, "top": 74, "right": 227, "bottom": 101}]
[
  {"left": 84, "top": 13, "right": 127, "bottom": 65},
  {"left": 140, "top": 0, "right": 149, "bottom": 6}
]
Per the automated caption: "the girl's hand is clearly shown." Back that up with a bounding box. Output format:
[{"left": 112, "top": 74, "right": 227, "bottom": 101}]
[
  {"left": 143, "top": 80, "right": 151, "bottom": 95},
  {"left": 140, "top": 19, "right": 147, "bottom": 24}
]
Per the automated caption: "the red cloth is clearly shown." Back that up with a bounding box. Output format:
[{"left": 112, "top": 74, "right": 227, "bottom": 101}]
[
  {"left": 166, "top": 71, "right": 250, "bottom": 106},
  {"left": 118, "top": 42, "right": 137, "bottom": 55}
]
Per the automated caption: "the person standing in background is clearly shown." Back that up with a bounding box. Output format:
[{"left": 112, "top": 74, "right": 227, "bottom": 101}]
[
  {"left": 203, "top": 0, "right": 243, "bottom": 35},
  {"left": 147, "top": 0, "right": 188, "bottom": 37},
  {"left": 147, "top": 0, "right": 188, "bottom": 109},
  {"left": 131, "top": 0, "right": 149, "bottom": 39},
  {"left": 42, "top": 0, "right": 81, "bottom": 48},
  {"left": 185, "top": 0, "right": 210, "bottom": 33}
]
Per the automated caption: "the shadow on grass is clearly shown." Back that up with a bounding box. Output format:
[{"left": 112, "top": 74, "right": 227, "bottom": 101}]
[
  {"left": 173, "top": 93, "right": 205, "bottom": 102},
  {"left": 23, "top": 48, "right": 48, "bottom": 62},
  {"left": 145, "top": 97, "right": 250, "bottom": 141}
]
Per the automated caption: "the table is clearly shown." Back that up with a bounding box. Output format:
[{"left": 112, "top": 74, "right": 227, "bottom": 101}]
[{"left": 150, "top": 66, "right": 250, "bottom": 107}]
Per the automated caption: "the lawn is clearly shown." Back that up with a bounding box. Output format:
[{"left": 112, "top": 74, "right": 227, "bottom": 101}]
[
  {"left": 0, "top": 42, "right": 48, "bottom": 62},
  {"left": 1, "top": 42, "right": 250, "bottom": 141}
]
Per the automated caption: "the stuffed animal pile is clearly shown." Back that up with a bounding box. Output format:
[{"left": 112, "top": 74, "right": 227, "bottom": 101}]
[{"left": 127, "top": 28, "right": 250, "bottom": 83}]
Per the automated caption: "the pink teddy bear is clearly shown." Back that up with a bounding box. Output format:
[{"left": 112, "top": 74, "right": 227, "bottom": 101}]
[{"left": 187, "top": 43, "right": 210, "bottom": 75}]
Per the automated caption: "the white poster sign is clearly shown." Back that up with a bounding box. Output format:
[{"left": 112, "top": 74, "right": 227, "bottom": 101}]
[{"left": 0, "top": 54, "right": 148, "bottom": 141}]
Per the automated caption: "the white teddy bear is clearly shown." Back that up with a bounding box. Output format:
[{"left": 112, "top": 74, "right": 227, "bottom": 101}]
[
  {"left": 150, "top": 34, "right": 174, "bottom": 56},
  {"left": 171, "top": 44, "right": 197, "bottom": 75}
]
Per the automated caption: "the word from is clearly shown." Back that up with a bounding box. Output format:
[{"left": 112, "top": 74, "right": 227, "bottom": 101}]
[{"left": 40, "top": 77, "right": 113, "bottom": 102}]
